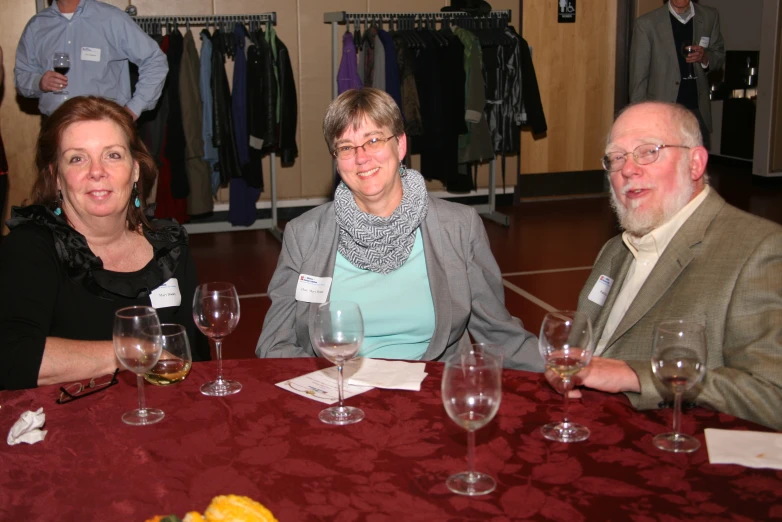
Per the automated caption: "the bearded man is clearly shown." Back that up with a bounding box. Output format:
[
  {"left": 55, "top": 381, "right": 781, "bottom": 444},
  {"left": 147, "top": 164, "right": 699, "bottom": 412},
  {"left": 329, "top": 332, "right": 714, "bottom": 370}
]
[{"left": 549, "top": 101, "right": 782, "bottom": 430}]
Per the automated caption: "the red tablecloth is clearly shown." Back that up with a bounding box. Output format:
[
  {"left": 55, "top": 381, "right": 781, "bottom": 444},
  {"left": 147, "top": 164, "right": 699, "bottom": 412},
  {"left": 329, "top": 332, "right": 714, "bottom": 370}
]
[{"left": 1, "top": 358, "right": 780, "bottom": 521}]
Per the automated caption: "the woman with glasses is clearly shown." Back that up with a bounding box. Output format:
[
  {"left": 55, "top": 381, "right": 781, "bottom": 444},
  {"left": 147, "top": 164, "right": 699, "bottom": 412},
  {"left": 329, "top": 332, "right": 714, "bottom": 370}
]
[
  {"left": 256, "top": 88, "right": 542, "bottom": 371},
  {"left": 0, "top": 96, "right": 209, "bottom": 391}
]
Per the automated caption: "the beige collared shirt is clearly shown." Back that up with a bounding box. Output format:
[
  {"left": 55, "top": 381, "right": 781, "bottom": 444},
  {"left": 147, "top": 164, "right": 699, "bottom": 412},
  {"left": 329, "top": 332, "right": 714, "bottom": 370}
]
[{"left": 594, "top": 185, "right": 710, "bottom": 356}]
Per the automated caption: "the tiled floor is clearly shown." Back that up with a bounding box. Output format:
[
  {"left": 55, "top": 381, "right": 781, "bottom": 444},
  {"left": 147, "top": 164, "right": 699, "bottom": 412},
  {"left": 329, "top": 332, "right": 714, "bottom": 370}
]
[{"left": 189, "top": 161, "right": 782, "bottom": 360}]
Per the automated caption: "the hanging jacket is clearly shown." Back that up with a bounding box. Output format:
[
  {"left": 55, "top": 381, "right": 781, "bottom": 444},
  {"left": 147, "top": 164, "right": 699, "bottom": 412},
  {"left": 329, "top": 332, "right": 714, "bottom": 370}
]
[
  {"left": 255, "top": 26, "right": 277, "bottom": 154},
  {"left": 275, "top": 35, "right": 298, "bottom": 166},
  {"left": 337, "top": 32, "right": 363, "bottom": 94},
  {"left": 180, "top": 30, "right": 212, "bottom": 215},
  {"left": 211, "top": 29, "right": 241, "bottom": 186},
  {"left": 164, "top": 29, "right": 189, "bottom": 199}
]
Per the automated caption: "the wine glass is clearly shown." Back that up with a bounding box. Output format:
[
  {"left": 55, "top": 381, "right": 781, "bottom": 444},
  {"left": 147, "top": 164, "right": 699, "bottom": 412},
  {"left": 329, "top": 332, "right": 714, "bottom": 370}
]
[
  {"left": 113, "top": 306, "right": 164, "bottom": 426},
  {"left": 442, "top": 345, "right": 503, "bottom": 496},
  {"left": 651, "top": 320, "right": 707, "bottom": 453},
  {"left": 539, "top": 310, "right": 594, "bottom": 443},
  {"left": 192, "top": 282, "right": 241, "bottom": 396},
  {"left": 313, "top": 301, "right": 364, "bottom": 425},
  {"left": 53, "top": 52, "right": 70, "bottom": 94},
  {"left": 681, "top": 41, "right": 696, "bottom": 80},
  {"left": 144, "top": 323, "right": 192, "bottom": 386}
]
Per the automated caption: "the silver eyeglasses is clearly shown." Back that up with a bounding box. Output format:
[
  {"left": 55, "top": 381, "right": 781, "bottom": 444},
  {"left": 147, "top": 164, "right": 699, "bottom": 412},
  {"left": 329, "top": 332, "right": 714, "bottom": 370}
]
[
  {"left": 602, "top": 143, "right": 690, "bottom": 172},
  {"left": 332, "top": 135, "right": 396, "bottom": 160}
]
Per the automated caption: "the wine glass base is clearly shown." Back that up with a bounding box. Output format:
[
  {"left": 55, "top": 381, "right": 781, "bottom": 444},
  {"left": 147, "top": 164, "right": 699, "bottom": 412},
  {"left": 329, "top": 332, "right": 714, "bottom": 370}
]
[
  {"left": 319, "top": 405, "right": 364, "bottom": 425},
  {"left": 201, "top": 379, "right": 242, "bottom": 397},
  {"left": 653, "top": 432, "right": 700, "bottom": 453},
  {"left": 446, "top": 471, "right": 496, "bottom": 496},
  {"left": 541, "top": 421, "right": 590, "bottom": 443},
  {"left": 122, "top": 408, "right": 164, "bottom": 426}
]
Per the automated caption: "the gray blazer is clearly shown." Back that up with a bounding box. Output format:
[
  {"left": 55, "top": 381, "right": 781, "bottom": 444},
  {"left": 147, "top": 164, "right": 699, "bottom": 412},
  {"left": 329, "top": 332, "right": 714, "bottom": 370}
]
[
  {"left": 629, "top": 3, "right": 725, "bottom": 132},
  {"left": 256, "top": 197, "right": 543, "bottom": 372},
  {"left": 577, "top": 189, "right": 782, "bottom": 430}
]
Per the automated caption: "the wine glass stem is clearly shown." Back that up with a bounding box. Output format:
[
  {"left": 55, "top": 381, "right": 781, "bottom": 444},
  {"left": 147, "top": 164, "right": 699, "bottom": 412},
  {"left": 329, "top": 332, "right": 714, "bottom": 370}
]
[
  {"left": 672, "top": 390, "right": 683, "bottom": 436},
  {"left": 561, "top": 377, "right": 572, "bottom": 426},
  {"left": 214, "top": 339, "right": 224, "bottom": 383},
  {"left": 466, "top": 429, "right": 477, "bottom": 481},
  {"left": 136, "top": 374, "right": 147, "bottom": 414},
  {"left": 336, "top": 363, "right": 345, "bottom": 409}
]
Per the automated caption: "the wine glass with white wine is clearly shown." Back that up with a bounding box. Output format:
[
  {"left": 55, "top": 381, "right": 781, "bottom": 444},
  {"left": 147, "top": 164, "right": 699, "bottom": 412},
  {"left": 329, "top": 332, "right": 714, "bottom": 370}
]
[
  {"left": 651, "top": 320, "right": 707, "bottom": 453},
  {"left": 441, "top": 344, "right": 503, "bottom": 496},
  {"left": 539, "top": 310, "right": 594, "bottom": 443}
]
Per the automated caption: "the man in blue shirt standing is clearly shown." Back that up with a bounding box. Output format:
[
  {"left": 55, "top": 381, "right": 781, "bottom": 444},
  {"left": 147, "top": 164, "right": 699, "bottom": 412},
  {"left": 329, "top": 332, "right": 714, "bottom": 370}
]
[{"left": 15, "top": 0, "right": 168, "bottom": 120}]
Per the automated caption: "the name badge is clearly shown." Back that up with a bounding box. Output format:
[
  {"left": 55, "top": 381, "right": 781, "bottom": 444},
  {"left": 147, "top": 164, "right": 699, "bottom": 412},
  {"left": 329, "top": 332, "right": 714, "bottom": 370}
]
[
  {"left": 80, "top": 47, "right": 101, "bottom": 62},
  {"left": 149, "top": 278, "right": 182, "bottom": 309},
  {"left": 587, "top": 275, "right": 613, "bottom": 306},
  {"left": 699, "top": 37, "right": 710, "bottom": 48},
  {"left": 295, "top": 274, "right": 332, "bottom": 304}
]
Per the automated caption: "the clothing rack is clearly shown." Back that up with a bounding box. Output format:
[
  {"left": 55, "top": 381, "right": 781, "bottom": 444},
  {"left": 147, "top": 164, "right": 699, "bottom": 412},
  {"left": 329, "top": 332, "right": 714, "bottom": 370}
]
[
  {"left": 323, "top": 10, "right": 513, "bottom": 227},
  {"left": 131, "top": 12, "right": 283, "bottom": 240}
]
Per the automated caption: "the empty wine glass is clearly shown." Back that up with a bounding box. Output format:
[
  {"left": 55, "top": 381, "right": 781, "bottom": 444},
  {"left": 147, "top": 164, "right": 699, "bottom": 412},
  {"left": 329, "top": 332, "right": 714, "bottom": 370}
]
[
  {"left": 442, "top": 345, "right": 503, "bottom": 496},
  {"left": 651, "top": 320, "right": 707, "bottom": 453},
  {"left": 539, "top": 310, "right": 594, "bottom": 443},
  {"left": 144, "top": 323, "right": 192, "bottom": 386},
  {"left": 53, "top": 52, "right": 70, "bottom": 94},
  {"left": 313, "top": 301, "right": 364, "bottom": 425},
  {"left": 681, "top": 41, "right": 696, "bottom": 80},
  {"left": 193, "top": 282, "right": 241, "bottom": 396},
  {"left": 113, "top": 306, "right": 164, "bottom": 426}
]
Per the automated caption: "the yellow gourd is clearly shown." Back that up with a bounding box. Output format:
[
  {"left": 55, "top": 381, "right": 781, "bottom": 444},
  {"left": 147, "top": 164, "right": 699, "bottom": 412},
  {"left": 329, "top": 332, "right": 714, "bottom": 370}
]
[{"left": 203, "top": 495, "right": 279, "bottom": 522}]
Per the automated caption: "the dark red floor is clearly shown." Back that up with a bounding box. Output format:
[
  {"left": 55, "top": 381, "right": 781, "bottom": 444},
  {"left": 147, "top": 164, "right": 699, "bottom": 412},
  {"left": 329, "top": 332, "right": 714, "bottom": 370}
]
[{"left": 189, "top": 162, "right": 782, "bottom": 360}]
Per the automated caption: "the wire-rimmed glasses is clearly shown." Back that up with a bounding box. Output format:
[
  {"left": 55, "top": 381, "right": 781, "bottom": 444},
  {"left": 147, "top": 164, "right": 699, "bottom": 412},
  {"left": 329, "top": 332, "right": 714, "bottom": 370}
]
[
  {"left": 331, "top": 135, "right": 396, "bottom": 159},
  {"left": 602, "top": 144, "right": 691, "bottom": 172},
  {"left": 56, "top": 369, "right": 120, "bottom": 404}
]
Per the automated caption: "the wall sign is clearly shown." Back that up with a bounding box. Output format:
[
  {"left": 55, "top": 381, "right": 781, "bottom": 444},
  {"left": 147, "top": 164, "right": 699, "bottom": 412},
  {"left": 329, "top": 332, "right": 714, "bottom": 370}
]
[{"left": 558, "top": 0, "right": 576, "bottom": 23}]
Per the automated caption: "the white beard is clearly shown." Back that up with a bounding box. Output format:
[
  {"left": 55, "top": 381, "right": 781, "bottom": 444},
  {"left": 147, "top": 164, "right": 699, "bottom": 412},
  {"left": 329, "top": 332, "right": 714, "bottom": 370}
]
[{"left": 610, "top": 157, "right": 695, "bottom": 237}]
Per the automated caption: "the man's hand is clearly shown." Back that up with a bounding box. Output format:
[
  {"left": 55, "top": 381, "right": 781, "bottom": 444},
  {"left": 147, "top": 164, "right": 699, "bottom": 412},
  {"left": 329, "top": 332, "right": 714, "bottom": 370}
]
[
  {"left": 123, "top": 106, "right": 138, "bottom": 121},
  {"left": 685, "top": 45, "right": 709, "bottom": 66},
  {"left": 545, "top": 356, "right": 642, "bottom": 398},
  {"left": 39, "top": 70, "right": 68, "bottom": 93}
]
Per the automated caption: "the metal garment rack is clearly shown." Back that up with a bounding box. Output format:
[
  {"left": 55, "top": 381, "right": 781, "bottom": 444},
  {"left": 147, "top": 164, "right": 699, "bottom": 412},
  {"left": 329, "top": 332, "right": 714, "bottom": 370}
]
[
  {"left": 131, "top": 12, "right": 283, "bottom": 240},
  {"left": 323, "top": 10, "right": 511, "bottom": 227}
]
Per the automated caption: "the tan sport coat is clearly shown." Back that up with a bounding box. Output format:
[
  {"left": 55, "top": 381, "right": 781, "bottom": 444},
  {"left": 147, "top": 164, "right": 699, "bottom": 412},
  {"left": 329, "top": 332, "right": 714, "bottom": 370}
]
[
  {"left": 629, "top": 3, "right": 725, "bottom": 132},
  {"left": 578, "top": 189, "right": 782, "bottom": 430}
]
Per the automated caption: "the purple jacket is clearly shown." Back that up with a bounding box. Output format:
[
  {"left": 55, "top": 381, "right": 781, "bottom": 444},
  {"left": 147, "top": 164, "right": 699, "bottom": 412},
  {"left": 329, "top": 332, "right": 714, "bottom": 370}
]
[{"left": 337, "top": 32, "right": 363, "bottom": 93}]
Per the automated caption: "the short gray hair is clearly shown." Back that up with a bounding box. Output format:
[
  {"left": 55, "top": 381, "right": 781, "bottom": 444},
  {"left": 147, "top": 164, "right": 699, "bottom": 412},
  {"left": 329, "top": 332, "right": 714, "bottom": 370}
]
[{"left": 323, "top": 88, "right": 405, "bottom": 152}]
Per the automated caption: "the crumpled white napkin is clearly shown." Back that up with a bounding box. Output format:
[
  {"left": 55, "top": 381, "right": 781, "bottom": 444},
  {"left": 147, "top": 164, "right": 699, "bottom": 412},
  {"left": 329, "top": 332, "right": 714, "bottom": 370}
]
[
  {"left": 705, "top": 428, "right": 782, "bottom": 469},
  {"left": 7, "top": 408, "right": 48, "bottom": 446},
  {"left": 346, "top": 358, "right": 428, "bottom": 391}
]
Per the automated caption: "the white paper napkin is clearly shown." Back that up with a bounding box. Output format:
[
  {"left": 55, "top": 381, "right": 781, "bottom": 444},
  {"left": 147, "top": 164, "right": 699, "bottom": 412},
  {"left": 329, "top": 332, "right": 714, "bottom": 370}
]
[
  {"left": 705, "top": 428, "right": 782, "bottom": 469},
  {"left": 7, "top": 408, "right": 47, "bottom": 446},
  {"left": 346, "top": 358, "right": 428, "bottom": 391}
]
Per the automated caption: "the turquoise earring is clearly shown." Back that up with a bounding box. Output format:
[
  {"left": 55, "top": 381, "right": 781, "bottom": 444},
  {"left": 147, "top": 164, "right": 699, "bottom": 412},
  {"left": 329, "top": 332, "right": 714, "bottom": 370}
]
[
  {"left": 133, "top": 182, "right": 141, "bottom": 208},
  {"left": 54, "top": 190, "right": 63, "bottom": 216}
]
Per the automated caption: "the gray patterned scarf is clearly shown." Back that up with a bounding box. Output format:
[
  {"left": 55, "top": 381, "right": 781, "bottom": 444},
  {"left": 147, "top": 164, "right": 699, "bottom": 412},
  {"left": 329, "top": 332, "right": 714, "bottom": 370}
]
[{"left": 334, "top": 168, "right": 429, "bottom": 274}]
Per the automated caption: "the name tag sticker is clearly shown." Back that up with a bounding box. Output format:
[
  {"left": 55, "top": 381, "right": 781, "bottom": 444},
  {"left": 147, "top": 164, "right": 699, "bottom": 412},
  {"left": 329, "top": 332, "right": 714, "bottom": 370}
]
[
  {"left": 699, "top": 37, "right": 710, "bottom": 48},
  {"left": 587, "top": 275, "right": 613, "bottom": 306},
  {"left": 295, "top": 274, "right": 332, "bottom": 304},
  {"left": 80, "top": 47, "right": 101, "bottom": 62},
  {"left": 150, "top": 278, "right": 182, "bottom": 309}
]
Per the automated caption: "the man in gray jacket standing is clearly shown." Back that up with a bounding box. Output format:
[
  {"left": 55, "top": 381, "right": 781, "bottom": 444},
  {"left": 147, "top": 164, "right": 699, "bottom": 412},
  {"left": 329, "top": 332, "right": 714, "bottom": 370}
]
[{"left": 629, "top": 0, "right": 724, "bottom": 148}]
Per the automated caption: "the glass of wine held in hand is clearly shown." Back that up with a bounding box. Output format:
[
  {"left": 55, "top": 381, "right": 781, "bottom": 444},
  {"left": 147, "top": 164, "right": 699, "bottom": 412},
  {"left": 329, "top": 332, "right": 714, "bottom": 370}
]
[
  {"left": 53, "top": 52, "right": 70, "bottom": 94},
  {"left": 113, "top": 306, "right": 164, "bottom": 426},
  {"left": 681, "top": 41, "right": 696, "bottom": 80},
  {"left": 651, "top": 320, "right": 707, "bottom": 453},
  {"left": 193, "top": 282, "right": 241, "bottom": 396},
  {"left": 539, "top": 310, "right": 594, "bottom": 443}
]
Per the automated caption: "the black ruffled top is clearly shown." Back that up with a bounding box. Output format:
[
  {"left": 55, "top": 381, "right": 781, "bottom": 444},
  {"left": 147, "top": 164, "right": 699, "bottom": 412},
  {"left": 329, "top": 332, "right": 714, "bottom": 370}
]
[{"left": 7, "top": 205, "right": 188, "bottom": 299}]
